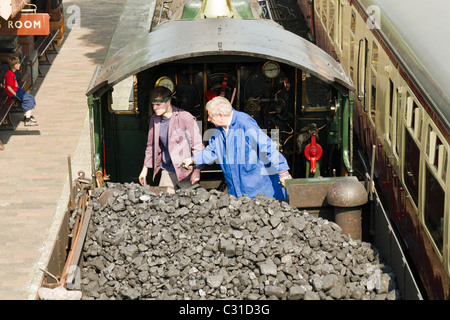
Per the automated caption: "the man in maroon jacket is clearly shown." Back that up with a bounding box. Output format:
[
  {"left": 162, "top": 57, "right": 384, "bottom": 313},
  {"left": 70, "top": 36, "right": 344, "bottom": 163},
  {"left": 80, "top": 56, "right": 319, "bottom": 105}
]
[{"left": 139, "top": 86, "right": 204, "bottom": 193}]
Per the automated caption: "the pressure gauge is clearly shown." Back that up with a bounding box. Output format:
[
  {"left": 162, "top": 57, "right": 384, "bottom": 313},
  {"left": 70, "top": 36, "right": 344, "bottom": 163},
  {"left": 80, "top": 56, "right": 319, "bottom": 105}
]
[
  {"left": 155, "top": 76, "right": 175, "bottom": 92},
  {"left": 262, "top": 61, "right": 280, "bottom": 79}
]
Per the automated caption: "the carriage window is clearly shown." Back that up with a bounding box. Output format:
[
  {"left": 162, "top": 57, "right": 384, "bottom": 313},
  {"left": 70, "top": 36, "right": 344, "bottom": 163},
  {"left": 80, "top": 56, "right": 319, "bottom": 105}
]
[
  {"left": 387, "top": 78, "right": 394, "bottom": 144},
  {"left": 386, "top": 79, "right": 399, "bottom": 157},
  {"left": 315, "top": 0, "right": 322, "bottom": 14},
  {"left": 394, "top": 88, "right": 401, "bottom": 157},
  {"left": 371, "top": 42, "right": 378, "bottom": 69},
  {"left": 413, "top": 101, "right": 422, "bottom": 141},
  {"left": 441, "top": 148, "right": 448, "bottom": 182},
  {"left": 427, "top": 126, "right": 447, "bottom": 183},
  {"left": 426, "top": 126, "right": 444, "bottom": 170},
  {"left": 329, "top": 0, "right": 335, "bottom": 41},
  {"left": 350, "top": 9, "right": 356, "bottom": 34},
  {"left": 370, "top": 42, "right": 378, "bottom": 123},
  {"left": 404, "top": 130, "right": 420, "bottom": 207},
  {"left": 406, "top": 94, "right": 422, "bottom": 142},
  {"left": 322, "top": 0, "right": 328, "bottom": 28},
  {"left": 424, "top": 166, "right": 445, "bottom": 254},
  {"left": 433, "top": 134, "right": 442, "bottom": 169},
  {"left": 370, "top": 85, "right": 376, "bottom": 122},
  {"left": 349, "top": 36, "right": 355, "bottom": 80},
  {"left": 404, "top": 93, "right": 410, "bottom": 121},
  {"left": 315, "top": 0, "right": 328, "bottom": 30},
  {"left": 349, "top": 10, "right": 356, "bottom": 81},
  {"left": 426, "top": 125, "right": 431, "bottom": 157},
  {"left": 337, "top": 0, "right": 343, "bottom": 51}
]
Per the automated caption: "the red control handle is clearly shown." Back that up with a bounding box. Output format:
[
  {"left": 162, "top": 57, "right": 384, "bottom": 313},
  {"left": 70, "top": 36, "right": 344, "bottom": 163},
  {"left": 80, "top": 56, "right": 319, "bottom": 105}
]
[{"left": 304, "top": 131, "right": 323, "bottom": 174}]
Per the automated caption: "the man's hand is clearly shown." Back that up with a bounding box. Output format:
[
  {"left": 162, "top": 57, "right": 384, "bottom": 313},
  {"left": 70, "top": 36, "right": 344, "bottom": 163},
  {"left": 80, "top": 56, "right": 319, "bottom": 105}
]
[
  {"left": 190, "top": 169, "right": 201, "bottom": 185},
  {"left": 278, "top": 170, "right": 292, "bottom": 188},
  {"left": 139, "top": 167, "right": 148, "bottom": 186},
  {"left": 178, "top": 157, "right": 195, "bottom": 170}
]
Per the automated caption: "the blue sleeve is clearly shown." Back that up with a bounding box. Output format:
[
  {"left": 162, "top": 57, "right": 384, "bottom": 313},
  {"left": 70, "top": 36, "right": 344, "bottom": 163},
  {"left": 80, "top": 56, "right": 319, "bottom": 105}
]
[
  {"left": 193, "top": 135, "right": 219, "bottom": 166},
  {"left": 246, "top": 121, "right": 290, "bottom": 174}
]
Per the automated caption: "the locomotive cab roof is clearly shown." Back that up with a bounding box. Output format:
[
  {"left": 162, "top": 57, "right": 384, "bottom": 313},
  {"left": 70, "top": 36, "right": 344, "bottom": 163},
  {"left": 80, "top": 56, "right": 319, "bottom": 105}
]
[{"left": 86, "top": 17, "right": 354, "bottom": 97}]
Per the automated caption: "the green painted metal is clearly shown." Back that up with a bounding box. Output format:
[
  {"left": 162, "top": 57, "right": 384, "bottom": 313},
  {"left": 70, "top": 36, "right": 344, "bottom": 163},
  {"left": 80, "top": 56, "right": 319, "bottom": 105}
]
[
  {"left": 104, "top": 112, "right": 147, "bottom": 183},
  {"left": 231, "top": 0, "right": 256, "bottom": 18},
  {"left": 180, "top": 0, "right": 202, "bottom": 19},
  {"left": 87, "top": 95, "right": 102, "bottom": 175},
  {"left": 180, "top": 0, "right": 259, "bottom": 20},
  {"left": 342, "top": 92, "right": 353, "bottom": 175}
]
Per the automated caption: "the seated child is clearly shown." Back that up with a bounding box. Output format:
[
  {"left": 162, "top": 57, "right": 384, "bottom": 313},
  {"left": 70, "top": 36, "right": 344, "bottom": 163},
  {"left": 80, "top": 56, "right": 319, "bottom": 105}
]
[{"left": 4, "top": 56, "right": 38, "bottom": 126}]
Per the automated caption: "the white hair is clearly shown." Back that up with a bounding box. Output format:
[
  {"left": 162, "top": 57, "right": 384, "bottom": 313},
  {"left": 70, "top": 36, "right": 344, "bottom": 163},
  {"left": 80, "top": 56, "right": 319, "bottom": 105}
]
[{"left": 206, "top": 96, "right": 232, "bottom": 116}]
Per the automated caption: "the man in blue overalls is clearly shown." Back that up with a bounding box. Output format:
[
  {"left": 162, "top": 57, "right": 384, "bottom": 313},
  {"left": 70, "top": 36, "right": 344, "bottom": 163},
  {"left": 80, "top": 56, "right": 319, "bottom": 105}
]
[{"left": 179, "top": 96, "right": 292, "bottom": 200}]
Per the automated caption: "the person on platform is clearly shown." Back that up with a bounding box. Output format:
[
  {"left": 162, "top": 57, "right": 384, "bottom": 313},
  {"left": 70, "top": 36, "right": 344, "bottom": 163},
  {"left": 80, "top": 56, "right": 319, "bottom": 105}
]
[
  {"left": 4, "top": 56, "right": 38, "bottom": 126},
  {"left": 179, "top": 96, "right": 292, "bottom": 200},
  {"left": 139, "top": 86, "right": 204, "bottom": 193}
]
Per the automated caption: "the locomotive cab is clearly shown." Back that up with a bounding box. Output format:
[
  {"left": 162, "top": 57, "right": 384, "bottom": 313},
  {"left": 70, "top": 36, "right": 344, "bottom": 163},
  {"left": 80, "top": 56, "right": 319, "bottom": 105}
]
[{"left": 86, "top": 1, "right": 354, "bottom": 195}]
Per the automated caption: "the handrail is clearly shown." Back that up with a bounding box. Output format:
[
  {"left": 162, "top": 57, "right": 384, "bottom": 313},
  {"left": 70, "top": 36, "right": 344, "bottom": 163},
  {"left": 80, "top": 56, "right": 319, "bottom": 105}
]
[
  {"left": 357, "top": 38, "right": 364, "bottom": 101},
  {"left": 341, "top": 91, "right": 354, "bottom": 175}
]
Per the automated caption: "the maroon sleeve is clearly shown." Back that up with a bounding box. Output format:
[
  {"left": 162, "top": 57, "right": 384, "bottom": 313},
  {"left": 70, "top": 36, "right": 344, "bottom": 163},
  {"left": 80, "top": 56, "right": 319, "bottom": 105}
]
[{"left": 143, "top": 116, "right": 155, "bottom": 168}]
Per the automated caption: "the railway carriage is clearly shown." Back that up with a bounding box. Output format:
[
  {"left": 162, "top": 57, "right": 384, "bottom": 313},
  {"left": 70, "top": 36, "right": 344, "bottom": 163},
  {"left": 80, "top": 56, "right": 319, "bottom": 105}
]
[{"left": 296, "top": 0, "right": 450, "bottom": 299}]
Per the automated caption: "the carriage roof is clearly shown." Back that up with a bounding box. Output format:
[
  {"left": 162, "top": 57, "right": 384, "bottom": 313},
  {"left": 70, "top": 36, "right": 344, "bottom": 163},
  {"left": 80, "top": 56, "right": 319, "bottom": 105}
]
[{"left": 358, "top": 0, "right": 450, "bottom": 131}]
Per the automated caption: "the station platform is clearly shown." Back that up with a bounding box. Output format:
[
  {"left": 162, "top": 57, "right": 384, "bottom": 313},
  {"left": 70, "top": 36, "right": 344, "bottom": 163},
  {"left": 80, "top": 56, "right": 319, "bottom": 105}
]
[{"left": 0, "top": 0, "right": 155, "bottom": 299}]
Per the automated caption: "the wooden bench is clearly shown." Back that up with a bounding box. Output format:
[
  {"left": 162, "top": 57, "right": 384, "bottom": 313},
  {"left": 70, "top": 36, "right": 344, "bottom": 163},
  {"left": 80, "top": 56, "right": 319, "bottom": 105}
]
[
  {"left": 0, "top": 94, "right": 16, "bottom": 129},
  {"left": 0, "top": 93, "right": 18, "bottom": 150},
  {"left": 35, "top": 29, "right": 60, "bottom": 76}
]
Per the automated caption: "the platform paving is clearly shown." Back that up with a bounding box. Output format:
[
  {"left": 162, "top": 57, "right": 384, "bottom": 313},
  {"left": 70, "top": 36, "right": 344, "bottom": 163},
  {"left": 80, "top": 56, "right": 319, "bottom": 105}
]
[{"left": 0, "top": 0, "right": 129, "bottom": 299}]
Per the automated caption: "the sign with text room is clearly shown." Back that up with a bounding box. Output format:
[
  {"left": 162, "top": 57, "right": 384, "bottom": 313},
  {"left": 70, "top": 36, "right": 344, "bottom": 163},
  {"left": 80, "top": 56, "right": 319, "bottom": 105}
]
[{"left": 0, "top": 13, "right": 50, "bottom": 35}]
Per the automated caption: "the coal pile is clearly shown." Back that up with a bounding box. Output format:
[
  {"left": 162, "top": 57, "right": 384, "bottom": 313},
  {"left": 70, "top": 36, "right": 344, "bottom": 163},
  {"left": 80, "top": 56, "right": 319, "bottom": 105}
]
[{"left": 80, "top": 183, "right": 399, "bottom": 300}]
